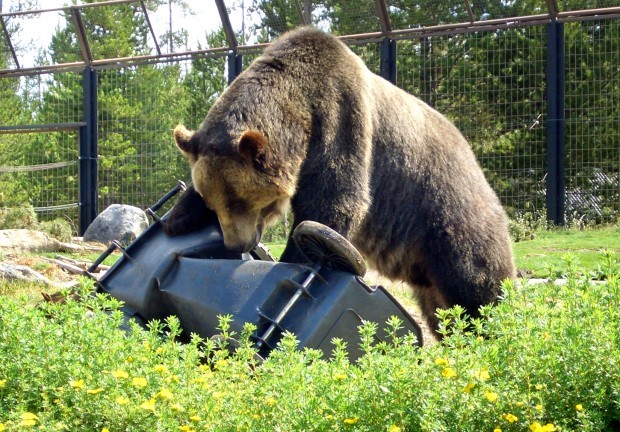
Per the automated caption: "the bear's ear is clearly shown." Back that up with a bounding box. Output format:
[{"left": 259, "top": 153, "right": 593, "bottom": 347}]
[
  {"left": 238, "top": 130, "right": 270, "bottom": 170},
  {"left": 174, "top": 124, "right": 196, "bottom": 155}
]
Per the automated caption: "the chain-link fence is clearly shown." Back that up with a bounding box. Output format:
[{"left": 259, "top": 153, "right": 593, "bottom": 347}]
[{"left": 0, "top": 0, "right": 619, "bottom": 233}]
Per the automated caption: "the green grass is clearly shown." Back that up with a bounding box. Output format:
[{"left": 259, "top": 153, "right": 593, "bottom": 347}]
[
  {"left": 263, "top": 242, "right": 286, "bottom": 259},
  {"left": 267, "top": 226, "right": 620, "bottom": 279},
  {"left": 512, "top": 226, "right": 620, "bottom": 278}
]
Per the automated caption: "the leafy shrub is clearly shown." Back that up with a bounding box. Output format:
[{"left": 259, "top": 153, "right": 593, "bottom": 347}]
[
  {"left": 509, "top": 210, "right": 549, "bottom": 242},
  {"left": 0, "top": 207, "right": 74, "bottom": 242},
  {"left": 38, "top": 218, "right": 73, "bottom": 243},
  {"left": 0, "top": 259, "right": 619, "bottom": 431},
  {"left": 0, "top": 206, "right": 38, "bottom": 230}
]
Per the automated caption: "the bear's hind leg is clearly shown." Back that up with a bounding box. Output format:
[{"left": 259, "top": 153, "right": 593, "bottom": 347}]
[{"left": 412, "top": 283, "right": 452, "bottom": 339}]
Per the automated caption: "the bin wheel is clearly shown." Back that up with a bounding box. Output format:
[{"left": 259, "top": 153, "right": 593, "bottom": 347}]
[{"left": 292, "top": 221, "right": 367, "bottom": 277}]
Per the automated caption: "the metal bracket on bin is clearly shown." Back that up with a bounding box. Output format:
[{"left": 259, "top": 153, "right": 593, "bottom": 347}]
[
  {"left": 146, "top": 180, "right": 187, "bottom": 224},
  {"left": 253, "top": 258, "right": 327, "bottom": 353},
  {"left": 85, "top": 240, "right": 133, "bottom": 291}
]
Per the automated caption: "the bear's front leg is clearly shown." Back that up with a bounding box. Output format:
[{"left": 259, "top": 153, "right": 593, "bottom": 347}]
[
  {"left": 279, "top": 179, "right": 370, "bottom": 264},
  {"left": 163, "top": 185, "right": 217, "bottom": 236}
]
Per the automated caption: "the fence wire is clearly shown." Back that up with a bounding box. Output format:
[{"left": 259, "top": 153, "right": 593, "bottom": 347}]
[
  {"left": 0, "top": 7, "right": 619, "bottom": 232},
  {"left": 396, "top": 27, "right": 549, "bottom": 218},
  {"left": 564, "top": 19, "right": 620, "bottom": 223}
]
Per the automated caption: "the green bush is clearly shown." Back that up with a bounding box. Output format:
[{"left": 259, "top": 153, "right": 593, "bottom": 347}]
[
  {"left": 38, "top": 218, "right": 74, "bottom": 243},
  {"left": 0, "top": 207, "right": 74, "bottom": 242},
  {"left": 0, "top": 260, "right": 619, "bottom": 431},
  {"left": 509, "top": 210, "right": 549, "bottom": 242},
  {"left": 0, "top": 206, "right": 38, "bottom": 230}
]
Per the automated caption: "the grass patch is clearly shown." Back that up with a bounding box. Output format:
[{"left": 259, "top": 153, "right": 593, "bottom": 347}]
[
  {"left": 263, "top": 242, "right": 286, "bottom": 259},
  {"left": 512, "top": 226, "right": 620, "bottom": 278},
  {"left": 267, "top": 226, "right": 620, "bottom": 279},
  {"left": 0, "top": 279, "right": 48, "bottom": 299}
]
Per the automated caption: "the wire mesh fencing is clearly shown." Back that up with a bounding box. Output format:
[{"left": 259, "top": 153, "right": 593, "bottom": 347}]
[
  {"left": 564, "top": 19, "right": 620, "bottom": 223},
  {"left": 396, "top": 27, "right": 549, "bottom": 218},
  {"left": 0, "top": 1, "right": 619, "bottom": 233}
]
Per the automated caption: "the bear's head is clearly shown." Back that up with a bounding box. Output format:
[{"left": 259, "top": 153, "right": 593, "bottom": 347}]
[{"left": 174, "top": 124, "right": 293, "bottom": 253}]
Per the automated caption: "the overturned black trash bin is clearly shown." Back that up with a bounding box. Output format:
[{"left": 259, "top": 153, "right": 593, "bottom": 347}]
[{"left": 89, "top": 182, "right": 423, "bottom": 360}]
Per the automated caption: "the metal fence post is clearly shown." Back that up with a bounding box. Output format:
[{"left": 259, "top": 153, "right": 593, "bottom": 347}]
[
  {"left": 380, "top": 37, "right": 396, "bottom": 85},
  {"left": 228, "top": 51, "right": 242, "bottom": 84},
  {"left": 79, "top": 67, "right": 98, "bottom": 234},
  {"left": 546, "top": 20, "right": 565, "bottom": 225}
]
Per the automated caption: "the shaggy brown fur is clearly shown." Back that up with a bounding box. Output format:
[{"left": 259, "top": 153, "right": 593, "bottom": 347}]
[{"left": 170, "top": 27, "right": 516, "bottom": 336}]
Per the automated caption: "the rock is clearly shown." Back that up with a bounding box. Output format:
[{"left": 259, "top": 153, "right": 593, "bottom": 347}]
[
  {"left": 0, "top": 261, "right": 53, "bottom": 285},
  {"left": 83, "top": 204, "right": 149, "bottom": 245},
  {"left": 0, "top": 229, "right": 62, "bottom": 254}
]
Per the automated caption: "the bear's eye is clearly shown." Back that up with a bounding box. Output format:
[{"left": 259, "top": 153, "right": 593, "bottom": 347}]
[
  {"left": 227, "top": 198, "right": 249, "bottom": 215},
  {"left": 260, "top": 200, "right": 280, "bottom": 218}
]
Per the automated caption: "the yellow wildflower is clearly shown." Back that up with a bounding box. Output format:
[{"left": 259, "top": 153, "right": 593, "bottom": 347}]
[
  {"left": 576, "top": 404, "right": 583, "bottom": 411},
  {"left": 536, "top": 404, "right": 543, "bottom": 411},
  {"left": 535, "top": 384, "right": 543, "bottom": 390},
  {"left": 102, "top": 429, "right": 110, "bottom": 432},
  {"left": 475, "top": 368, "right": 490, "bottom": 381},
  {"left": 0, "top": 379, "right": 6, "bottom": 388},
  {"left": 115, "top": 397, "right": 130, "bottom": 405},
  {"left": 69, "top": 379, "right": 84, "bottom": 390},
  {"left": 502, "top": 413, "right": 518, "bottom": 423},
  {"left": 0, "top": 423, "right": 6, "bottom": 431},
  {"left": 171, "top": 403, "right": 185, "bottom": 412},
  {"left": 334, "top": 373, "right": 347, "bottom": 381},
  {"left": 154, "top": 365, "right": 168, "bottom": 374},
  {"left": 166, "top": 374, "right": 180, "bottom": 383},
  {"left": 157, "top": 387, "right": 174, "bottom": 400},
  {"left": 485, "top": 391, "right": 499, "bottom": 403},
  {"left": 179, "top": 427, "right": 195, "bottom": 432},
  {"left": 441, "top": 367, "right": 457, "bottom": 378},
  {"left": 494, "top": 429, "right": 501, "bottom": 432},
  {"left": 530, "top": 422, "right": 557, "bottom": 432},
  {"left": 189, "top": 415, "right": 202, "bottom": 422},
  {"left": 463, "top": 382, "right": 475, "bottom": 393},
  {"left": 111, "top": 370, "right": 129, "bottom": 379},
  {"left": 19, "top": 412, "right": 39, "bottom": 427},
  {"left": 344, "top": 417, "right": 359, "bottom": 425},
  {"left": 132, "top": 377, "right": 148, "bottom": 387},
  {"left": 87, "top": 388, "right": 104, "bottom": 395},
  {"left": 434, "top": 357, "right": 448, "bottom": 366},
  {"left": 140, "top": 399, "right": 156, "bottom": 411},
  {"left": 265, "top": 397, "right": 277, "bottom": 406},
  {"left": 388, "top": 426, "right": 401, "bottom": 432}
]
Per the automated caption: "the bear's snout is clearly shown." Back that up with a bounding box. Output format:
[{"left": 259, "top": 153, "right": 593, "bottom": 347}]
[{"left": 220, "top": 220, "right": 262, "bottom": 254}]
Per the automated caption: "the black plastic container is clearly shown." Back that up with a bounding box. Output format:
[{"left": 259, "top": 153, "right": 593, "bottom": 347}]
[{"left": 92, "top": 186, "right": 423, "bottom": 360}]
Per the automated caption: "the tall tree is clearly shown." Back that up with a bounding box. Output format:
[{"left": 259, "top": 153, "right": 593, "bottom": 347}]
[
  {"left": 0, "top": 0, "right": 40, "bottom": 209},
  {"left": 32, "top": 0, "right": 191, "bottom": 213}
]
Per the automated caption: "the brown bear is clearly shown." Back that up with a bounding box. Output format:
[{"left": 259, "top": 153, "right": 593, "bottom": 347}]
[{"left": 168, "top": 26, "right": 516, "bottom": 337}]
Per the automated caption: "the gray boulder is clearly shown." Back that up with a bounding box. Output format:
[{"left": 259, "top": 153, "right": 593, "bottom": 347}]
[{"left": 83, "top": 204, "right": 149, "bottom": 245}]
